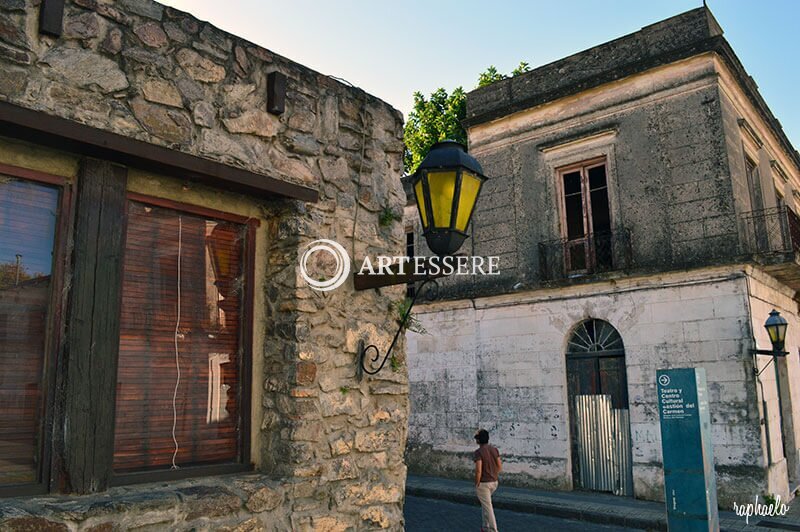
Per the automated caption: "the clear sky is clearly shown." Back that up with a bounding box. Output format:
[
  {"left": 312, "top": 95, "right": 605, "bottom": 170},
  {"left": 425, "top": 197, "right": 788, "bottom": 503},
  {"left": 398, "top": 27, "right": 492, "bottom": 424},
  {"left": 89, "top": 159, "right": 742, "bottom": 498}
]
[{"left": 159, "top": 0, "right": 800, "bottom": 148}]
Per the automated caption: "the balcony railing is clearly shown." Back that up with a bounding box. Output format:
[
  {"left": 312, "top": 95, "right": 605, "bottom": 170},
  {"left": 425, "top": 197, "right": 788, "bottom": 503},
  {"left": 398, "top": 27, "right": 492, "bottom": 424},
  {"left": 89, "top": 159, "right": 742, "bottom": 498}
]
[
  {"left": 740, "top": 206, "right": 800, "bottom": 256},
  {"left": 539, "top": 229, "right": 632, "bottom": 282}
]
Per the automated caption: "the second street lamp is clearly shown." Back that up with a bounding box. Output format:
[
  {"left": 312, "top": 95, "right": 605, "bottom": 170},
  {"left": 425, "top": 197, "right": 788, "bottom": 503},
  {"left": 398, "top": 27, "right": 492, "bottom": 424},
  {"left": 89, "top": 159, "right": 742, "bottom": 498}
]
[{"left": 764, "top": 309, "right": 788, "bottom": 354}]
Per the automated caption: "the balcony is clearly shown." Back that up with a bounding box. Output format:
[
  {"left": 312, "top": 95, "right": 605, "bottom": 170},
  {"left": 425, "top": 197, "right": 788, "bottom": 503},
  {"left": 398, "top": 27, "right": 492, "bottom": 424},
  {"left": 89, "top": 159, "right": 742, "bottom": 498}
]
[
  {"left": 741, "top": 206, "right": 800, "bottom": 290},
  {"left": 539, "top": 229, "right": 632, "bottom": 282}
]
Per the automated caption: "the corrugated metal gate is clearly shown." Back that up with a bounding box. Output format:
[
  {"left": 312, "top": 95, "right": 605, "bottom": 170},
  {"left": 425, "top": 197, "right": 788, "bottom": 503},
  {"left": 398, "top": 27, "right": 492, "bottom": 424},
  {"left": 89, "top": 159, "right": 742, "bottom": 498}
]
[{"left": 573, "top": 394, "right": 633, "bottom": 496}]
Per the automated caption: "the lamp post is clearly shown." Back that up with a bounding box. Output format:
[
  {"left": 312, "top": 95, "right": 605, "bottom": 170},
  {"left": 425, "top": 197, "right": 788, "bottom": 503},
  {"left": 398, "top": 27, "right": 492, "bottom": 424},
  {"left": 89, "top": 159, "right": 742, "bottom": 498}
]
[
  {"left": 752, "top": 309, "right": 789, "bottom": 461},
  {"left": 357, "top": 141, "right": 488, "bottom": 377}
]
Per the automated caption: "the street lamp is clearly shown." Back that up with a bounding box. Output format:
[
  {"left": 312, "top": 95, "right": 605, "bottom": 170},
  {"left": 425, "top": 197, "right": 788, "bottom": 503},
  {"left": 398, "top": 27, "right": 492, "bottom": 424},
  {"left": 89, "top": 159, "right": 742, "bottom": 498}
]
[
  {"left": 357, "top": 140, "right": 488, "bottom": 377},
  {"left": 410, "top": 140, "right": 488, "bottom": 257},
  {"left": 752, "top": 309, "right": 789, "bottom": 359},
  {"left": 751, "top": 309, "right": 790, "bottom": 462},
  {"left": 764, "top": 309, "right": 788, "bottom": 354}
]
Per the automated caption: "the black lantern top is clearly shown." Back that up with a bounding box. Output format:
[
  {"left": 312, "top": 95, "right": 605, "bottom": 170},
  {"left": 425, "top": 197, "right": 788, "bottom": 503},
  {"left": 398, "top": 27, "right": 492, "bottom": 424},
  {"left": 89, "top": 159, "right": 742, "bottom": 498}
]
[
  {"left": 411, "top": 141, "right": 488, "bottom": 257},
  {"left": 764, "top": 309, "right": 788, "bottom": 353}
]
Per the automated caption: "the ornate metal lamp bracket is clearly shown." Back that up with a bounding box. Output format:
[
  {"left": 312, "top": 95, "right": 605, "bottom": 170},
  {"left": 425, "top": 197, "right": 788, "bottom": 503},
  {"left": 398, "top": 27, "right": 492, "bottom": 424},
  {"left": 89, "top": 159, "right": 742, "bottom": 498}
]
[{"left": 358, "top": 278, "right": 438, "bottom": 379}]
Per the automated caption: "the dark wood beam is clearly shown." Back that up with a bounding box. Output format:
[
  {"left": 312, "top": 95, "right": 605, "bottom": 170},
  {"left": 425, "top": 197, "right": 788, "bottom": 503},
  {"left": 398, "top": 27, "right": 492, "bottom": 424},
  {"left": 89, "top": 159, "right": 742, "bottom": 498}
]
[
  {"left": 353, "top": 257, "right": 450, "bottom": 290},
  {"left": 354, "top": 271, "right": 437, "bottom": 291},
  {"left": 61, "top": 159, "right": 127, "bottom": 493},
  {"left": 0, "top": 101, "right": 319, "bottom": 203}
]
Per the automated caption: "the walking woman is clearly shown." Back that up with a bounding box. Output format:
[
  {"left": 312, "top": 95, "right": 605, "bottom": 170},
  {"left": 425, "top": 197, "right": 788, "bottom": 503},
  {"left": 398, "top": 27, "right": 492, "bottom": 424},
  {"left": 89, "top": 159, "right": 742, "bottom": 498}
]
[{"left": 473, "top": 429, "right": 502, "bottom": 532}]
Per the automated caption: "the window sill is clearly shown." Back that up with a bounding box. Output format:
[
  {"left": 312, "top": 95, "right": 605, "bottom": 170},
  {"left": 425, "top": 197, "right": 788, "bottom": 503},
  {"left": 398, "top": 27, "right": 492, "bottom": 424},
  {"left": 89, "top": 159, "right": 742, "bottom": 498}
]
[
  {"left": 111, "top": 462, "right": 253, "bottom": 487},
  {"left": 0, "top": 469, "right": 287, "bottom": 530}
]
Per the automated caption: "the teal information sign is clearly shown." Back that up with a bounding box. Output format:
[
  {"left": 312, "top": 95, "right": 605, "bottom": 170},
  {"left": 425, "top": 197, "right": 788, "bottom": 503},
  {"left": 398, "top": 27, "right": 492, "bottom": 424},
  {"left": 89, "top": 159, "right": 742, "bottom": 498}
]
[{"left": 657, "top": 368, "right": 719, "bottom": 532}]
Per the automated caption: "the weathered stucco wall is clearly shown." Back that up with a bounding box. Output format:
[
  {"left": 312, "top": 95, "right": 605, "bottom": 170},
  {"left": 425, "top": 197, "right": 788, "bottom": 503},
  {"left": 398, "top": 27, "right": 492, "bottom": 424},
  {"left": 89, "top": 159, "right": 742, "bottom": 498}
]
[
  {"left": 440, "top": 55, "right": 738, "bottom": 300},
  {"left": 0, "top": 0, "right": 409, "bottom": 530},
  {"left": 407, "top": 266, "right": 766, "bottom": 507}
]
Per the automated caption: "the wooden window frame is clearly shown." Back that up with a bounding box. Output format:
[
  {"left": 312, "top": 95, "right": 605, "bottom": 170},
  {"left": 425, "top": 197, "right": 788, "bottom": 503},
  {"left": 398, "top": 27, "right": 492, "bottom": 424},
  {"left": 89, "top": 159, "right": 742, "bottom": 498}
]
[
  {"left": 555, "top": 156, "right": 609, "bottom": 274},
  {"left": 110, "top": 193, "right": 257, "bottom": 486},
  {"left": 0, "top": 162, "right": 71, "bottom": 497}
]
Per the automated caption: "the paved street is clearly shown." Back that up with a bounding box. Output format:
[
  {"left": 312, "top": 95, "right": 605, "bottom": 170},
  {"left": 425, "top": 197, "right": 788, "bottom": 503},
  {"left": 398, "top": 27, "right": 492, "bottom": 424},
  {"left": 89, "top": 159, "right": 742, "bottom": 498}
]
[{"left": 404, "top": 495, "right": 644, "bottom": 531}]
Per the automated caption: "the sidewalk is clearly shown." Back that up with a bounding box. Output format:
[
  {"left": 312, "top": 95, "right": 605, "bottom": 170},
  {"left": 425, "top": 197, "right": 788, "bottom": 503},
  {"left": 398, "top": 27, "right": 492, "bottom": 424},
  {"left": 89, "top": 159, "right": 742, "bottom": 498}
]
[{"left": 405, "top": 475, "right": 800, "bottom": 531}]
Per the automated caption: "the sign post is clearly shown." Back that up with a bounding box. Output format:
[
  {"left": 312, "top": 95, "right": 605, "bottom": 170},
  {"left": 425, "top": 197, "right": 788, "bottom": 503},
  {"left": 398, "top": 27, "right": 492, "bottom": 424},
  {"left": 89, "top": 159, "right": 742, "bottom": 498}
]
[{"left": 656, "top": 368, "right": 719, "bottom": 531}]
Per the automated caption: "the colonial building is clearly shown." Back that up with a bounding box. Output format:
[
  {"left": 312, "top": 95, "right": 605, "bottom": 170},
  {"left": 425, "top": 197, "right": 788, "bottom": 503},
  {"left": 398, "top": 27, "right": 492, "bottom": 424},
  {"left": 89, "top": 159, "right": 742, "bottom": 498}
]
[
  {"left": 0, "top": 0, "right": 408, "bottom": 530},
  {"left": 406, "top": 7, "right": 800, "bottom": 507}
]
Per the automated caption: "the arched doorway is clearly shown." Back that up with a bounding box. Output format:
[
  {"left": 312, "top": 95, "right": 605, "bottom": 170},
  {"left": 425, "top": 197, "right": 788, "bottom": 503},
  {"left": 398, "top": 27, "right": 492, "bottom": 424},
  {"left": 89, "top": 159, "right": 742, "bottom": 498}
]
[{"left": 566, "top": 319, "right": 633, "bottom": 496}]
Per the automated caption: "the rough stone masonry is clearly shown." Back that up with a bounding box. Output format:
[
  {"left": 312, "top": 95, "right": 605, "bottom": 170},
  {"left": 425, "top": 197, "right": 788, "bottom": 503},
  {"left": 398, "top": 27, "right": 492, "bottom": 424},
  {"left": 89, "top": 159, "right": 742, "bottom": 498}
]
[{"left": 0, "top": 0, "right": 409, "bottom": 530}]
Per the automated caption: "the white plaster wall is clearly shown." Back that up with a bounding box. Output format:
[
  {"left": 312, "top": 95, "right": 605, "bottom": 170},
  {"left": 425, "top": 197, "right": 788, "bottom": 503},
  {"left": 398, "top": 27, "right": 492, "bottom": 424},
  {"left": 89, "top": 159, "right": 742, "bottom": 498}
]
[{"left": 408, "top": 267, "right": 764, "bottom": 501}]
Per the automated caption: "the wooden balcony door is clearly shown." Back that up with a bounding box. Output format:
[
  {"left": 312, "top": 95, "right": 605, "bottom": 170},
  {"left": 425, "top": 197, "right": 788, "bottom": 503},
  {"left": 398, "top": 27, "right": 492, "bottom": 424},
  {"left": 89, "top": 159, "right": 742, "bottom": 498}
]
[{"left": 559, "top": 159, "right": 612, "bottom": 274}]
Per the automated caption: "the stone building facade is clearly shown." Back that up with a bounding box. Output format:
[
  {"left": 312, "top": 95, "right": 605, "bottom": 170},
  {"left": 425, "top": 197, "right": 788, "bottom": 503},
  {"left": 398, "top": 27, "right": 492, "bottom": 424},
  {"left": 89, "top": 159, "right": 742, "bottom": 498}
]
[
  {"left": 406, "top": 8, "right": 800, "bottom": 508},
  {"left": 0, "top": 0, "right": 408, "bottom": 530}
]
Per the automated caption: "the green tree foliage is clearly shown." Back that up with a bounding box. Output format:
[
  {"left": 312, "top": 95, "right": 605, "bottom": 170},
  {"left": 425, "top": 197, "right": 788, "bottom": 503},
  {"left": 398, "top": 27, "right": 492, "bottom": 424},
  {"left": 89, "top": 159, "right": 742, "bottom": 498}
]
[
  {"left": 477, "top": 66, "right": 505, "bottom": 88},
  {"left": 404, "top": 62, "right": 532, "bottom": 174},
  {"left": 511, "top": 61, "right": 531, "bottom": 76},
  {"left": 403, "top": 87, "right": 467, "bottom": 174},
  {"left": 0, "top": 261, "right": 32, "bottom": 288}
]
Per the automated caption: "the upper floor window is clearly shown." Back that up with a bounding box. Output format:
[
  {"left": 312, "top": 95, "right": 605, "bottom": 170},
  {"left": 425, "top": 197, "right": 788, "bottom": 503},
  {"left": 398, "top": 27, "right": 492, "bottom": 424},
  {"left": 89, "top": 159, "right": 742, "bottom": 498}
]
[
  {"left": 745, "top": 157, "right": 764, "bottom": 212},
  {"left": 558, "top": 158, "right": 612, "bottom": 273}
]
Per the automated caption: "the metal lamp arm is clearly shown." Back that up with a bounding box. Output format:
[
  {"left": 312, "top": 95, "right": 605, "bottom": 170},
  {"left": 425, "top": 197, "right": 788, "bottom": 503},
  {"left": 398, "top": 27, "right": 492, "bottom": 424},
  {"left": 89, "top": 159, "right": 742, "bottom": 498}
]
[{"left": 358, "top": 278, "right": 435, "bottom": 377}]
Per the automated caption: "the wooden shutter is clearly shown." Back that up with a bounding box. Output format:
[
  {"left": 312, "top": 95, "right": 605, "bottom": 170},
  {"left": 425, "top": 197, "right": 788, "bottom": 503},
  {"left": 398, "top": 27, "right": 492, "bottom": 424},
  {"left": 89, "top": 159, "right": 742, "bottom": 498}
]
[
  {"left": 113, "top": 200, "right": 246, "bottom": 473},
  {"left": 0, "top": 177, "right": 60, "bottom": 486}
]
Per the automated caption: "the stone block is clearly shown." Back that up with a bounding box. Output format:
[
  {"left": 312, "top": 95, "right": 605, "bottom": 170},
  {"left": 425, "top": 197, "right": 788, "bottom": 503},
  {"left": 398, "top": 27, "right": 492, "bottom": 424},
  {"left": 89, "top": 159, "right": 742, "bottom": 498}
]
[
  {"left": 354, "top": 429, "right": 394, "bottom": 452},
  {"left": 134, "top": 22, "right": 168, "bottom": 48},
  {"left": 41, "top": 47, "right": 129, "bottom": 93},
  {"left": 63, "top": 12, "right": 101, "bottom": 40},
  {"left": 0, "top": 41, "right": 29, "bottom": 64},
  {"left": 218, "top": 517, "right": 267, "bottom": 532},
  {"left": 176, "top": 48, "right": 225, "bottom": 83},
  {"left": 102, "top": 27, "right": 123, "bottom": 54},
  {"left": 0, "top": 0, "right": 24, "bottom": 11},
  {"left": 119, "top": 0, "right": 163, "bottom": 20},
  {"left": 142, "top": 79, "right": 183, "bottom": 108},
  {"left": 359, "top": 506, "right": 391, "bottom": 529},
  {"left": 245, "top": 486, "right": 283, "bottom": 513},
  {"left": 222, "top": 109, "right": 279, "bottom": 138},
  {"left": 0, "top": 517, "right": 69, "bottom": 531},
  {"left": 294, "top": 361, "right": 317, "bottom": 386},
  {"left": 180, "top": 486, "right": 242, "bottom": 520},
  {"left": 130, "top": 98, "right": 191, "bottom": 144},
  {"left": 192, "top": 101, "right": 215, "bottom": 127},
  {"left": 322, "top": 458, "right": 359, "bottom": 481}
]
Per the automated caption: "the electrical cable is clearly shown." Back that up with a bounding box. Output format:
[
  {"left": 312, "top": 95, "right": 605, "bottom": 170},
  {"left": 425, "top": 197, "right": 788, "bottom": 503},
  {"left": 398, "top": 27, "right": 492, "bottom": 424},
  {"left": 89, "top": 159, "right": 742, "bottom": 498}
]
[{"left": 171, "top": 216, "right": 182, "bottom": 470}]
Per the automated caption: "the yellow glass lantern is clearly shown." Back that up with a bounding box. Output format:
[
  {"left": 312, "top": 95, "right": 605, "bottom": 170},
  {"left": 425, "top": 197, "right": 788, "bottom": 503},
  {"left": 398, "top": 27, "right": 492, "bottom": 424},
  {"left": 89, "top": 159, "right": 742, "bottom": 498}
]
[
  {"left": 410, "top": 141, "right": 488, "bottom": 256},
  {"left": 764, "top": 309, "right": 788, "bottom": 353}
]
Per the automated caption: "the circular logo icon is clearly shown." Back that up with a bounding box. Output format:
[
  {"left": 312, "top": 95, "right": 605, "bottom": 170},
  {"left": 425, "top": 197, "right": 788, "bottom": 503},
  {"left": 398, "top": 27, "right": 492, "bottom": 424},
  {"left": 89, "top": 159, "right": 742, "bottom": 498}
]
[
  {"left": 299, "top": 239, "right": 351, "bottom": 292},
  {"left": 658, "top": 374, "right": 670, "bottom": 387}
]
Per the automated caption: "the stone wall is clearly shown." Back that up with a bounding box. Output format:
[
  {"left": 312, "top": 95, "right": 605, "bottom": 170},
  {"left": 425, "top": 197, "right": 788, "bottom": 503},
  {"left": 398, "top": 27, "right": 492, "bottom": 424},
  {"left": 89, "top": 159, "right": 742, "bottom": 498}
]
[
  {"left": 407, "top": 266, "right": 769, "bottom": 507},
  {"left": 0, "top": 0, "right": 409, "bottom": 530}
]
